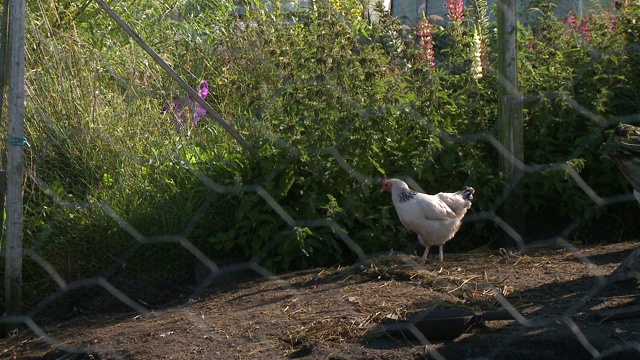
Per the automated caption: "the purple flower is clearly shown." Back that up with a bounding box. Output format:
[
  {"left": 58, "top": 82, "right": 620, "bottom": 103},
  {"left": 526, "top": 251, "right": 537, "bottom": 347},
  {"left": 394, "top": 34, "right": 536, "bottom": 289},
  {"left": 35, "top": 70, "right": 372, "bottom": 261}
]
[
  {"left": 173, "top": 99, "right": 183, "bottom": 113},
  {"left": 193, "top": 80, "right": 209, "bottom": 125},
  {"left": 163, "top": 80, "right": 209, "bottom": 128},
  {"left": 199, "top": 80, "right": 209, "bottom": 98}
]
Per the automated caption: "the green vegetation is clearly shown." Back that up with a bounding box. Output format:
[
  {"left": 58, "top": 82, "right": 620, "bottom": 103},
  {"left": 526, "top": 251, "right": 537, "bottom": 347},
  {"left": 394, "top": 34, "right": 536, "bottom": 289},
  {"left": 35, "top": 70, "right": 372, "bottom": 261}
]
[{"left": 1, "top": 0, "right": 639, "bottom": 307}]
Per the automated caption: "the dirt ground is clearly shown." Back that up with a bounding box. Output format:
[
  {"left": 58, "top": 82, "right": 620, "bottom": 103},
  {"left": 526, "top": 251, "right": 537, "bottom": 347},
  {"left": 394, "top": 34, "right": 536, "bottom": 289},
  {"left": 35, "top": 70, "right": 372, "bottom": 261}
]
[{"left": 2, "top": 240, "right": 640, "bottom": 360}]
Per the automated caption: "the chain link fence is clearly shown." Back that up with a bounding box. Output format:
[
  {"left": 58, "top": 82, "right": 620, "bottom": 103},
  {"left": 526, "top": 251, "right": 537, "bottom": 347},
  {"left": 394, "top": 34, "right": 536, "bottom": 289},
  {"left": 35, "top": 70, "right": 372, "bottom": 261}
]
[{"left": 1, "top": 0, "right": 640, "bottom": 358}]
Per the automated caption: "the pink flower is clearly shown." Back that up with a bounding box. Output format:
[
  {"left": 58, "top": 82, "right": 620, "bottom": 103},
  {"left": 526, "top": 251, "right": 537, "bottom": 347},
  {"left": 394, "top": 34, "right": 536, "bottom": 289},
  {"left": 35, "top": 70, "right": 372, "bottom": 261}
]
[
  {"left": 565, "top": 12, "right": 591, "bottom": 43},
  {"left": 526, "top": 42, "right": 534, "bottom": 53},
  {"left": 417, "top": 14, "right": 436, "bottom": 71},
  {"left": 447, "top": 0, "right": 464, "bottom": 22},
  {"left": 605, "top": 11, "right": 618, "bottom": 31}
]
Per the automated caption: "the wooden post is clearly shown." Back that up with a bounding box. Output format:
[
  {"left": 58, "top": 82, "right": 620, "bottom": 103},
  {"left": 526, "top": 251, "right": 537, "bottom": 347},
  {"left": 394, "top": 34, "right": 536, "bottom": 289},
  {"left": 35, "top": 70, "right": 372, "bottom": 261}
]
[
  {"left": 497, "top": 0, "right": 524, "bottom": 248},
  {"left": 0, "top": 0, "right": 10, "bottom": 245},
  {"left": 5, "top": 0, "right": 26, "bottom": 316}
]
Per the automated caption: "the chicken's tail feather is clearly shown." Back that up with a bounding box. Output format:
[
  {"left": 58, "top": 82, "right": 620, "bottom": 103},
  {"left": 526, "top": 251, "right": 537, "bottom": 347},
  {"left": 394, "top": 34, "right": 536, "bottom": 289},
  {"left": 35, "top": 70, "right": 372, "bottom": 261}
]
[{"left": 457, "top": 186, "right": 475, "bottom": 201}]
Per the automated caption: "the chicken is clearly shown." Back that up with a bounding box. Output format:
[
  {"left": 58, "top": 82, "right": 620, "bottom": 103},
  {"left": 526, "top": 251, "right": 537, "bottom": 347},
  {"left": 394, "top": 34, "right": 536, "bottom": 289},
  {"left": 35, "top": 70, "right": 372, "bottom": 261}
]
[{"left": 381, "top": 178, "right": 474, "bottom": 263}]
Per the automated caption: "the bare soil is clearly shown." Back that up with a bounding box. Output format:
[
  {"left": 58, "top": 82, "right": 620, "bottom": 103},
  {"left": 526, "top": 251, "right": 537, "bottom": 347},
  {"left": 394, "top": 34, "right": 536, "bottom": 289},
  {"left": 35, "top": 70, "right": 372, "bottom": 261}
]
[{"left": 2, "top": 241, "right": 640, "bottom": 360}]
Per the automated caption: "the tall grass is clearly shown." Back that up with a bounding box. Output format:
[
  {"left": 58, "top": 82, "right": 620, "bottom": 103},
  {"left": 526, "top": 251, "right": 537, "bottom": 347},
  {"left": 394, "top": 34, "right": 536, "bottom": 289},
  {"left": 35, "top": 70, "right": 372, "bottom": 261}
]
[{"left": 17, "top": 0, "right": 214, "bottom": 305}]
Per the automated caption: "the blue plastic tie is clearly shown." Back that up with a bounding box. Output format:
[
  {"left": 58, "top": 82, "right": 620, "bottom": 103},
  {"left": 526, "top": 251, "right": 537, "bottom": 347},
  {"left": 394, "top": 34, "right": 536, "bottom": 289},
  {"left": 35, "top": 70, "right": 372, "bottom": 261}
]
[{"left": 8, "top": 136, "right": 30, "bottom": 147}]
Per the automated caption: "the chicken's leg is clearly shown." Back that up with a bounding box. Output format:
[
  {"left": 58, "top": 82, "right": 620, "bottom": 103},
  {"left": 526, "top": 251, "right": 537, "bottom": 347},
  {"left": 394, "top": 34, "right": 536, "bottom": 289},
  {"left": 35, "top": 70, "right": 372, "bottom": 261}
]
[
  {"left": 421, "top": 245, "right": 431, "bottom": 265},
  {"left": 439, "top": 246, "right": 444, "bottom": 262}
]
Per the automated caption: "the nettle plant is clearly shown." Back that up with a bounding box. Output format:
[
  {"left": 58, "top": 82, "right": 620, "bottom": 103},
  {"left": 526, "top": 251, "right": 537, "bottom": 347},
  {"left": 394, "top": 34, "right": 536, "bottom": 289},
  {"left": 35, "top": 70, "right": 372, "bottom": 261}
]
[
  {"left": 188, "top": 0, "right": 479, "bottom": 269},
  {"left": 161, "top": 0, "right": 640, "bottom": 271},
  {"left": 516, "top": 2, "right": 639, "bottom": 231},
  {"left": 5, "top": 1, "right": 631, "bottom": 302},
  {"left": 21, "top": 0, "right": 639, "bottom": 283}
]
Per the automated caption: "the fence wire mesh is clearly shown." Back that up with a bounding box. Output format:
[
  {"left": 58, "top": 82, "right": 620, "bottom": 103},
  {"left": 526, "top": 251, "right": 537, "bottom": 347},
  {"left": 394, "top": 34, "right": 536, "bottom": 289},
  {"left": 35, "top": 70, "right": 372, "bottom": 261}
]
[{"left": 1, "top": 0, "right": 640, "bottom": 359}]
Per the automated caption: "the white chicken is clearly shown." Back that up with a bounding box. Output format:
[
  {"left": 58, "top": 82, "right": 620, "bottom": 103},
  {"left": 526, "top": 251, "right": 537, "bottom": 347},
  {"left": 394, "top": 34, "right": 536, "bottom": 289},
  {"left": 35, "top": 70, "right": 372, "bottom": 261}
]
[{"left": 381, "top": 178, "right": 474, "bottom": 264}]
